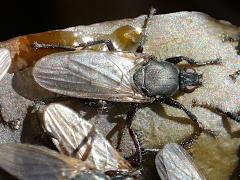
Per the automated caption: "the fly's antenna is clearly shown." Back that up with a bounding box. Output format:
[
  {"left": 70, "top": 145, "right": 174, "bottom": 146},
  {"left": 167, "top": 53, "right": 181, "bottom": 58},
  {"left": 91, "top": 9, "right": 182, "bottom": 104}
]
[{"left": 137, "top": 7, "right": 156, "bottom": 53}]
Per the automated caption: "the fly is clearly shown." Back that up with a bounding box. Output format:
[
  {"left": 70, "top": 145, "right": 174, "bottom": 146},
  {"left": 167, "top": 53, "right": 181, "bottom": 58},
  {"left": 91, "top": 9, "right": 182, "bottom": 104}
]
[
  {"left": 155, "top": 143, "right": 207, "bottom": 180},
  {"left": 0, "top": 143, "right": 96, "bottom": 180},
  {"left": 32, "top": 8, "right": 221, "bottom": 163},
  {"left": 41, "top": 103, "right": 138, "bottom": 178}
]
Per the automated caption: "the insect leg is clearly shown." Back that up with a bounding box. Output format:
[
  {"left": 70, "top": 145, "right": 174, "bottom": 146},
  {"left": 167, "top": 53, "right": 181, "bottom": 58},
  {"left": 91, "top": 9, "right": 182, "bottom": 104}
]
[
  {"left": 229, "top": 70, "right": 240, "bottom": 81},
  {"left": 222, "top": 33, "right": 240, "bottom": 42},
  {"left": 165, "top": 56, "right": 222, "bottom": 66},
  {"left": 126, "top": 103, "right": 142, "bottom": 165},
  {"left": 105, "top": 168, "right": 141, "bottom": 179},
  {"left": 33, "top": 39, "right": 116, "bottom": 51},
  {"left": 71, "top": 126, "right": 97, "bottom": 161},
  {"left": 0, "top": 104, "right": 20, "bottom": 130},
  {"left": 192, "top": 99, "right": 240, "bottom": 123},
  {"left": 33, "top": 42, "right": 76, "bottom": 51},
  {"left": 159, "top": 97, "right": 205, "bottom": 147},
  {"left": 222, "top": 33, "right": 240, "bottom": 54},
  {"left": 75, "top": 39, "right": 116, "bottom": 51},
  {"left": 136, "top": 7, "right": 156, "bottom": 53}
]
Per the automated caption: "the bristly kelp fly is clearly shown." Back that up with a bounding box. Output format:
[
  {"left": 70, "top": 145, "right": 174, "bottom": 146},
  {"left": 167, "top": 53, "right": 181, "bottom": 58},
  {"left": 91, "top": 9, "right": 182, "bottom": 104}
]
[
  {"left": 155, "top": 143, "right": 207, "bottom": 180},
  {"left": 0, "top": 48, "right": 11, "bottom": 81},
  {"left": 42, "top": 103, "right": 136, "bottom": 178},
  {"left": 0, "top": 143, "right": 97, "bottom": 180},
  {"left": 32, "top": 8, "right": 221, "bottom": 162},
  {"left": 0, "top": 48, "right": 20, "bottom": 129}
]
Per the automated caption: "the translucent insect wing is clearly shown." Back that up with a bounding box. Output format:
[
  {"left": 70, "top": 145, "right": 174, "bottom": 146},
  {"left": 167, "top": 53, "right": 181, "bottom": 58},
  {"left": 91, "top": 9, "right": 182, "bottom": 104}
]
[
  {"left": 43, "top": 103, "right": 133, "bottom": 172},
  {"left": 155, "top": 143, "right": 206, "bottom": 180},
  {"left": 74, "top": 172, "right": 111, "bottom": 180},
  {"left": 33, "top": 51, "right": 149, "bottom": 102},
  {"left": 0, "top": 48, "right": 11, "bottom": 81},
  {"left": 0, "top": 143, "right": 92, "bottom": 180}
]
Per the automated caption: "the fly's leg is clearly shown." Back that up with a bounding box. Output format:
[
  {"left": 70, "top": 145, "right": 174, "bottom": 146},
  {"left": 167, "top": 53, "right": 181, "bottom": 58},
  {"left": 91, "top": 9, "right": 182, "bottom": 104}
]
[
  {"left": 75, "top": 39, "right": 116, "bottom": 51},
  {"left": 136, "top": 7, "right": 156, "bottom": 53},
  {"left": 33, "top": 39, "right": 116, "bottom": 51},
  {"left": 222, "top": 33, "right": 240, "bottom": 55},
  {"left": 71, "top": 126, "right": 97, "bottom": 161},
  {"left": 192, "top": 99, "right": 240, "bottom": 123},
  {"left": 125, "top": 103, "right": 142, "bottom": 165},
  {"left": 165, "top": 56, "right": 222, "bottom": 66},
  {"left": 159, "top": 97, "right": 215, "bottom": 148},
  {"left": 0, "top": 104, "right": 21, "bottom": 130},
  {"left": 222, "top": 34, "right": 240, "bottom": 42},
  {"left": 33, "top": 42, "right": 76, "bottom": 51},
  {"left": 105, "top": 168, "right": 141, "bottom": 179},
  {"left": 229, "top": 70, "right": 240, "bottom": 81}
]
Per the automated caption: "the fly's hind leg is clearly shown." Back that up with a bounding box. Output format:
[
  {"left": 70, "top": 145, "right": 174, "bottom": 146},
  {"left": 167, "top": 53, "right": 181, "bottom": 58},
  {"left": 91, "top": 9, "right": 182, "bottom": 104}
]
[
  {"left": 136, "top": 7, "right": 156, "bottom": 53},
  {"left": 33, "top": 39, "right": 116, "bottom": 51},
  {"left": 165, "top": 56, "right": 222, "bottom": 66},
  {"left": 159, "top": 97, "right": 215, "bottom": 148},
  {"left": 125, "top": 103, "right": 143, "bottom": 166}
]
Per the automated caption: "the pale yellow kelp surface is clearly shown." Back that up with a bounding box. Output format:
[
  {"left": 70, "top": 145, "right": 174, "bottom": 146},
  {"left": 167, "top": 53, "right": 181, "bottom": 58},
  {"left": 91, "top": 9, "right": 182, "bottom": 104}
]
[{"left": 0, "top": 12, "right": 239, "bottom": 180}]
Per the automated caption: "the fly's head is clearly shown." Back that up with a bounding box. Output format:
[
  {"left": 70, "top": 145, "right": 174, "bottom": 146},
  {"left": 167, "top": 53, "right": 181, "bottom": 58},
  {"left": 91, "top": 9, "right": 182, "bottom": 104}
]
[{"left": 179, "top": 67, "right": 203, "bottom": 93}]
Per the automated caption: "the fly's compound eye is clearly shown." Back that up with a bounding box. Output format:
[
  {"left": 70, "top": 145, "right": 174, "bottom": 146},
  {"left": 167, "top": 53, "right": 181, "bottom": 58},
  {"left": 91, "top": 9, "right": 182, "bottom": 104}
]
[
  {"left": 185, "top": 67, "right": 196, "bottom": 74},
  {"left": 184, "top": 85, "right": 198, "bottom": 93}
]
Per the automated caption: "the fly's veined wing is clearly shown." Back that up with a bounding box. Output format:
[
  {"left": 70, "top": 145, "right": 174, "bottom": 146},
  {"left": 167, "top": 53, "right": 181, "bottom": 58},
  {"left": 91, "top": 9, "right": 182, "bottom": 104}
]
[
  {"left": 155, "top": 143, "right": 207, "bottom": 180},
  {"left": 0, "top": 143, "right": 94, "bottom": 180},
  {"left": 43, "top": 103, "right": 133, "bottom": 172},
  {"left": 0, "top": 48, "right": 11, "bottom": 81},
  {"left": 73, "top": 172, "right": 110, "bottom": 180},
  {"left": 33, "top": 50, "right": 150, "bottom": 102}
]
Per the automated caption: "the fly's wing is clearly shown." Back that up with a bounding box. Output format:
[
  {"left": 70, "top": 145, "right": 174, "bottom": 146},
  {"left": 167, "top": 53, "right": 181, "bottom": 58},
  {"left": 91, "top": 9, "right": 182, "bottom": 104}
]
[
  {"left": 33, "top": 51, "right": 150, "bottom": 103},
  {"left": 73, "top": 172, "right": 110, "bottom": 180},
  {"left": 0, "top": 143, "right": 93, "bottom": 180},
  {"left": 155, "top": 143, "right": 207, "bottom": 180},
  {"left": 0, "top": 48, "right": 11, "bottom": 81},
  {"left": 43, "top": 103, "right": 133, "bottom": 172}
]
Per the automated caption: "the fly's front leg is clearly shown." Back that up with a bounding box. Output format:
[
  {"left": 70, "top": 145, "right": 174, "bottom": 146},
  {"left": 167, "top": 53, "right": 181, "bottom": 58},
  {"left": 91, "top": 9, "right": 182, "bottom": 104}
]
[
  {"left": 136, "top": 7, "right": 156, "bottom": 53},
  {"left": 33, "top": 39, "right": 116, "bottom": 51},
  {"left": 165, "top": 56, "right": 222, "bottom": 66},
  {"left": 75, "top": 39, "right": 116, "bottom": 51},
  {"left": 126, "top": 103, "right": 142, "bottom": 165}
]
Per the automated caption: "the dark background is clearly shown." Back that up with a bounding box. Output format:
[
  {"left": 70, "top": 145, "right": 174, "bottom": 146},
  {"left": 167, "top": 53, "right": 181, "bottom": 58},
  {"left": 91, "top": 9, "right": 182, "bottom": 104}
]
[{"left": 0, "top": 0, "right": 239, "bottom": 41}]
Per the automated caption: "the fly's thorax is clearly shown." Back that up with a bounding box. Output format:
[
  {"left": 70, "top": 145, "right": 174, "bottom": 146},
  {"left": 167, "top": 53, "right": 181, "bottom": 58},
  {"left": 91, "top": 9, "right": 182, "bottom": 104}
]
[{"left": 133, "top": 60, "right": 180, "bottom": 97}]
